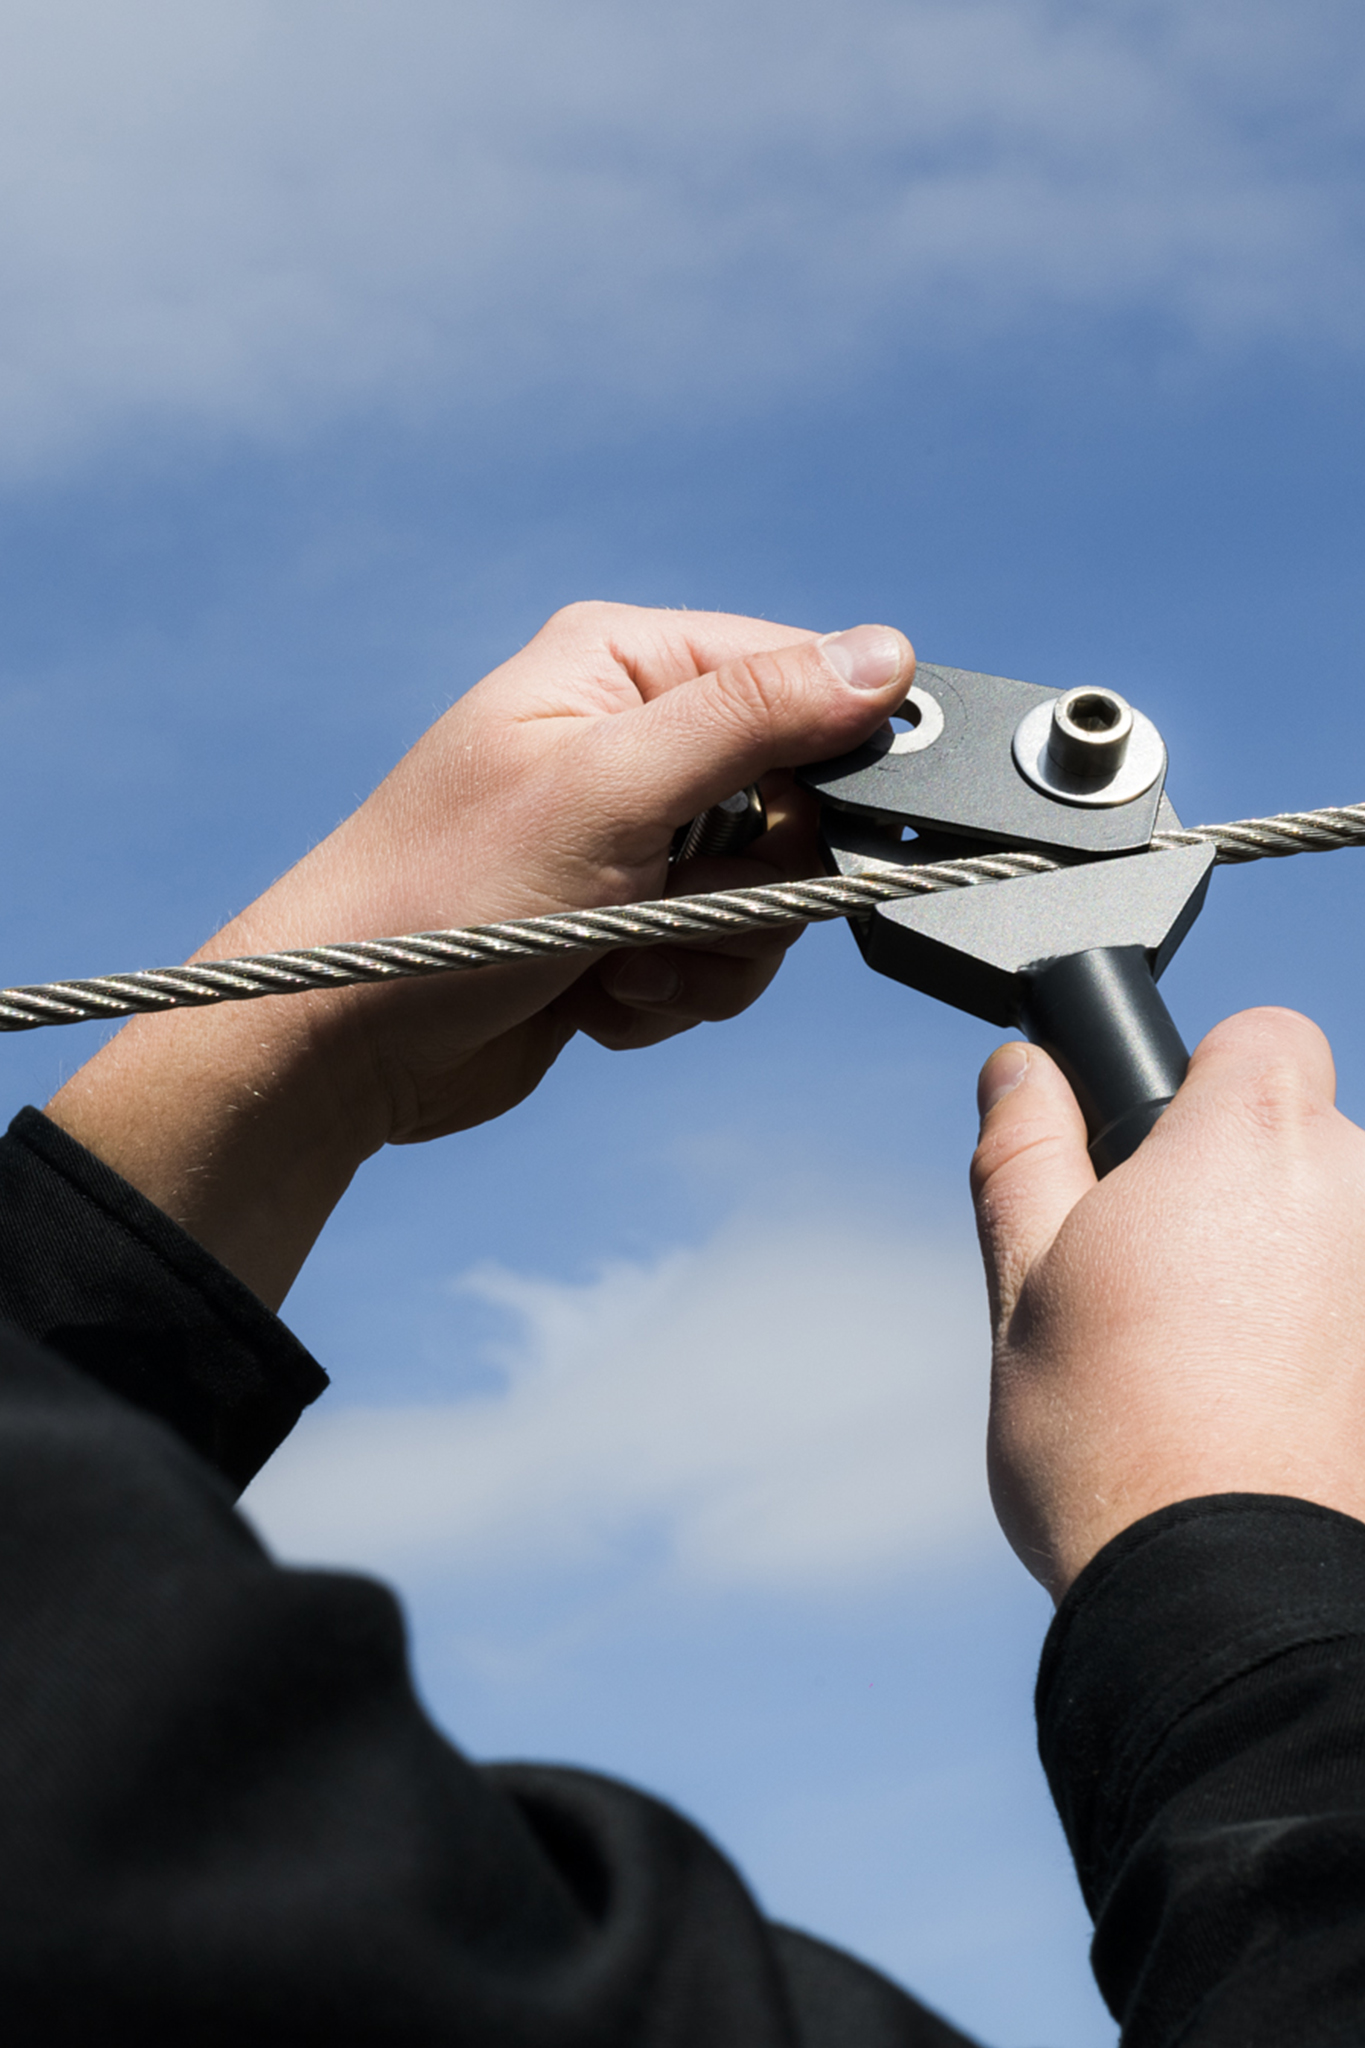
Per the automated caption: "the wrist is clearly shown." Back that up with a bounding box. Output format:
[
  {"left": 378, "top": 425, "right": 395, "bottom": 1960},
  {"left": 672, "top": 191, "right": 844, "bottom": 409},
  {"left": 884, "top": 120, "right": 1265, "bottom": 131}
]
[{"left": 47, "top": 958, "right": 388, "bottom": 1312}]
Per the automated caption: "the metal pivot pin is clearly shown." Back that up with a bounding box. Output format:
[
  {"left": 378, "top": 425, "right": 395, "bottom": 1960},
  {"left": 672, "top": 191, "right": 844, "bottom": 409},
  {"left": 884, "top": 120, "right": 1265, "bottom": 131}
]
[
  {"left": 1048, "top": 689, "right": 1133, "bottom": 779},
  {"left": 1012, "top": 685, "right": 1166, "bottom": 810}
]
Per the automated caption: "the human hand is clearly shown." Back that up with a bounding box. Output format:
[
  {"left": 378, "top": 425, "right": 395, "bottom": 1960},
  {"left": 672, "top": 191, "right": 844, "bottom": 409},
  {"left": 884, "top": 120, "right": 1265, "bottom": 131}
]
[
  {"left": 238, "top": 601, "right": 913, "bottom": 1141},
  {"left": 49, "top": 602, "right": 913, "bottom": 1305},
  {"left": 971, "top": 1008, "right": 1365, "bottom": 1599}
]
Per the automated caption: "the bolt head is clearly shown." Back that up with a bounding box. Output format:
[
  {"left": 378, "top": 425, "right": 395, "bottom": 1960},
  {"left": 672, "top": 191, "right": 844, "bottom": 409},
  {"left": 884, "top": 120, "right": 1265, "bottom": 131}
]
[{"left": 1046, "top": 688, "right": 1134, "bottom": 783}]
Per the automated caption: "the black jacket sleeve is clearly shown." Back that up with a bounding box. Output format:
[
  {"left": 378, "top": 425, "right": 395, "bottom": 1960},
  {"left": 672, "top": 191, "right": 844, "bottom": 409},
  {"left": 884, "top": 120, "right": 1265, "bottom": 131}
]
[
  {"left": 1039, "top": 1493, "right": 1365, "bottom": 2044},
  {"left": 0, "top": 1105, "right": 329, "bottom": 1493},
  {"left": 0, "top": 1108, "right": 973, "bottom": 2048}
]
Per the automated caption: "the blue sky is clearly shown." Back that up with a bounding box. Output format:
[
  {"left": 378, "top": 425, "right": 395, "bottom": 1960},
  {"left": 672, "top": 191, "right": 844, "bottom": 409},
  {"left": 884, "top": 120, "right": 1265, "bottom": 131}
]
[{"left": 2, "top": 5, "right": 1365, "bottom": 2042}]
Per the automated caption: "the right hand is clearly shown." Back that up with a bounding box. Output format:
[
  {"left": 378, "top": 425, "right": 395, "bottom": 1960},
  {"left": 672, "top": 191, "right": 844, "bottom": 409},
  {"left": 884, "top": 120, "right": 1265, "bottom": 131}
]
[{"left": 971, "top": 1007, "right": 1365, "bottom": 1599}]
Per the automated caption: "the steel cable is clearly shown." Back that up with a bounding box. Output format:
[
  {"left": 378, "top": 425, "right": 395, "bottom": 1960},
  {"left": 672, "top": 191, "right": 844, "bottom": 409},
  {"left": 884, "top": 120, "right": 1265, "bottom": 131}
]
[{"left": 1, "top": 800, "right": 1362, "bottom": 1034}]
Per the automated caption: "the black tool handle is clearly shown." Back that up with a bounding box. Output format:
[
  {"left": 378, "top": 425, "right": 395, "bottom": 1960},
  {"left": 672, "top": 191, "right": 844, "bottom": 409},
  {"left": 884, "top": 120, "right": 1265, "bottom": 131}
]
[{"left": 1019, "top": 945, "right": 1189, "bottom": 1177}]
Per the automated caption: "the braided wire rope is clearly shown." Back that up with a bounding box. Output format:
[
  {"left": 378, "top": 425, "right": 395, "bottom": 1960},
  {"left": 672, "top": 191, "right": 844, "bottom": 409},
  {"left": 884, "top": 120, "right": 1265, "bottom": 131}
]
[{"left": 0, "top": 800, "right": 1361, "bottom": 1035}]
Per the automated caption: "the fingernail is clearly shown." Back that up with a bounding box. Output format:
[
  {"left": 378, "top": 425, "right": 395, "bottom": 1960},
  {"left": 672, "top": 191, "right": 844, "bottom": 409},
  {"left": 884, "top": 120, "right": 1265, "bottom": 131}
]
[
  {"left": 819, "top": 625, "right": 907, "bottom": 692},
  {"left": 977, "top": 1043, "right": 1030, "bottom": 1122},
  {"left": 609, "top": 954, "right": 682, "bottom": 1005}
]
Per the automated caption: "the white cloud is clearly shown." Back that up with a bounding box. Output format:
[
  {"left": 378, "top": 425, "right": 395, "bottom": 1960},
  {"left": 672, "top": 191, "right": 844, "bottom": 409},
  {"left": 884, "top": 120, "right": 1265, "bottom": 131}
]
[
  {"left": 243, "top": 1211, "right": 996, "bottom": 1592},
  {"left": 0, "top": 0, "right": 1359, "bottom": 475}
]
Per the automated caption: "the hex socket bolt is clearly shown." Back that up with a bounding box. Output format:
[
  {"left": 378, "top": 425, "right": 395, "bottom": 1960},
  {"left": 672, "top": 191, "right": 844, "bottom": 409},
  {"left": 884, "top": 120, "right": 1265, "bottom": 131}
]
[{"left": 1046, "top": 688, "right": 1134, "bottom": 784}]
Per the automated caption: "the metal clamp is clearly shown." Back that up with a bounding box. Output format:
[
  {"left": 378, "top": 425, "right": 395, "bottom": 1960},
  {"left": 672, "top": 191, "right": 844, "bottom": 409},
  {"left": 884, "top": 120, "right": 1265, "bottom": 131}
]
[{"left": 799, "top": 661, "right": 1202, "bottom": 1175}]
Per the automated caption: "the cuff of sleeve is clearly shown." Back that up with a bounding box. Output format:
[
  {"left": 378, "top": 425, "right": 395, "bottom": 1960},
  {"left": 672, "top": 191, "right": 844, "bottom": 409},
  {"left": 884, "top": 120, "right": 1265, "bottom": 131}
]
[
  {"left": 0, "top": 1106, "right": 328, "bottom": 1495},
  {"left": 1037, "top": 1493, "right": 1365, "bottom": 1912}
]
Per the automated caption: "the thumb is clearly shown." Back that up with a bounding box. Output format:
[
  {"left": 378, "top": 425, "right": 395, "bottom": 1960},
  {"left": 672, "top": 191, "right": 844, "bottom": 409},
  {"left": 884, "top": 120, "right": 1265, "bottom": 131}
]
[
  {"left": 591, "top": 625, "right": 914, "bottom": 831},
  {"left": 971, "top": 1043, "right": 1097, "bottom": 1332}
]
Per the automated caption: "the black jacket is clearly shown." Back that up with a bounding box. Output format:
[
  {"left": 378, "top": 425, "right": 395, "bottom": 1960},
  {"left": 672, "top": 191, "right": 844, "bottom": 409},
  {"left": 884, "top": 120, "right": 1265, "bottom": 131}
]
[{"left": 1, "top": 1105, "right": 1363, "bottom": 2045}]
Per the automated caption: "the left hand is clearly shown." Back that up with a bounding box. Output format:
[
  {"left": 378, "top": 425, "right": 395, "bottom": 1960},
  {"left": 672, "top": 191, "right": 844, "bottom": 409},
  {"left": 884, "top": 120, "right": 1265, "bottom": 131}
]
[{"left": 49, "top": 602, "right": 914, "bottom": 1307}]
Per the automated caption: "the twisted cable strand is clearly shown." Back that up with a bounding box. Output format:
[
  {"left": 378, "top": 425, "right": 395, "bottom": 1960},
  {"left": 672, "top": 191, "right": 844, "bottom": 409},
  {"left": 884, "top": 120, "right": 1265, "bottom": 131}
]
[
  {"left": 1, "top": 801, "right": 1361, "bottom": 1034},
  {"left": 1152, "top": 803, "right": 1365, "bottom": 862}
]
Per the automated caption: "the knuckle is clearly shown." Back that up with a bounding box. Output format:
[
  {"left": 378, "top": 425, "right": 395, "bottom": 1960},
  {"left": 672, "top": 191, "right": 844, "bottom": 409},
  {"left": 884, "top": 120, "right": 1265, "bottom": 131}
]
[
  {"left": 710, "top": 650, "right": 799, "bottom": 740},
  {"left": 692, "top": 954, "right": 779, "bottom": 1020},
  {"left": 968, "top": 1141, "right": 996, "bottom": 1206},
  {"left": 545, "top": 598, "right": 633, "bottom": 640},
  {"left": 697, "top": 987, "right": 756, "bottom": 1023},
  {"left": 583, "top": 1014, "right": 651, "bottom": 1051},
  {"left": 972, "top": 1120, "right": 1043, "bottom": 1197},
  {"left": 1238, "top": 1056, "right": 1324, "bottom": 1139},
  {"left": 970, "top": 1123, "right": 1071, "bottom": 1218}
]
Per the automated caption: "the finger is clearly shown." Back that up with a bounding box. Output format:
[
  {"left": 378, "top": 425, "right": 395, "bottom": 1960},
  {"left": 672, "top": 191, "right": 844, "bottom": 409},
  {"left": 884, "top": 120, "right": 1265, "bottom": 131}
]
[
  {"left": 580, "top": 625, "right": 915, "bottom": 840},
  {"left": 598, "top": 605, "right": 825, "bottom": 702},
  {"left": 971, "top": 1043, "right": 1096, "bottom": 1330},
  {"left": 563, "top": 943, "right": 792, "bottom": 1050},
  {"left": 1165, "top": 1005, "right": 1337, "bottom": 1138},
  {"left": 607, "top": 943, "right": 790, "bottom": 1014},
  {"left": 474, "top": 603, "right": 824, "bottom": 716}
]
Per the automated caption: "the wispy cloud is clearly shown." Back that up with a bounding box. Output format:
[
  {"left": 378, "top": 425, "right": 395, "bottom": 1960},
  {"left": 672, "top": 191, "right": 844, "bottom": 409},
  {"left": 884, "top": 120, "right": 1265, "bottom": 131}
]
[
  {"left": 244, "top": 1211, "right": 995, "bottom": 1591},
  {"left": 0, "top": 1, "right": 1360, "bottom": 474}
]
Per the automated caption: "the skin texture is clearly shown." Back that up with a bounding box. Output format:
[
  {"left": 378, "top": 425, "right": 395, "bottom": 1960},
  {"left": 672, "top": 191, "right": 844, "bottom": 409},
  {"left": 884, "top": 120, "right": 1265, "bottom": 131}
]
[
  {"left": 972, "top": 1008, "right": 1365, "bottom": 1600},
  {"left": 48, "top": 603, "right": 914, "bottom": 1310}
]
